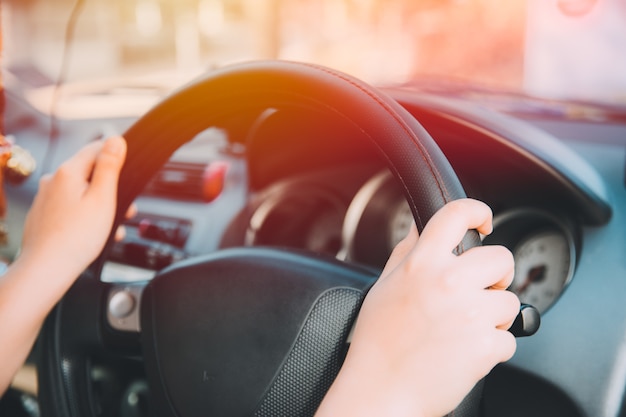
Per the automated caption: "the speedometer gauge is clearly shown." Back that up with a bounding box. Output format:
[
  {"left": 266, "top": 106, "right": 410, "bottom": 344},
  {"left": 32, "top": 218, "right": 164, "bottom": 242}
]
[
  {"left": 484, "top": 209, "right": 578, "bottom": 314},
  {"left": 509, "top": 230, "right": 575, "bottom": 313}
]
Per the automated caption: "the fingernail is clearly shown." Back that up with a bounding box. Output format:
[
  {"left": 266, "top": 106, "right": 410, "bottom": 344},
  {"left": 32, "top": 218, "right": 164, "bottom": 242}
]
[{"left": 104, "top": 136, "right": 126, "bottom": 156}]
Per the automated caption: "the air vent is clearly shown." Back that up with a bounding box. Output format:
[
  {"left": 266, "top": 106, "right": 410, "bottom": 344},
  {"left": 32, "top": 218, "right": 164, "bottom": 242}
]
[{"left": 143, "top": 161, "right": 207, "bottom": 201}]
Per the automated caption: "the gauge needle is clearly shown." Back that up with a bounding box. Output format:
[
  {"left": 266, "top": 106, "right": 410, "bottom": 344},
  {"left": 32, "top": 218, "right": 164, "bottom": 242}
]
[{"left": 517, "top": 265, "right": 547, "bottom": 294}]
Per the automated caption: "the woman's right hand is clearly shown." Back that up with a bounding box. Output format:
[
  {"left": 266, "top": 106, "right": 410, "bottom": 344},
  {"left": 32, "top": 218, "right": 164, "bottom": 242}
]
[{"left": 316, "top": 198, "right": 520, "bottom": 417}]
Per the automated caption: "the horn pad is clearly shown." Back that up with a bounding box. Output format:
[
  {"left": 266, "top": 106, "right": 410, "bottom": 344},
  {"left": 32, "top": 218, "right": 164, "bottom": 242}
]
[{"left": 140, "top": 247, "right": 376, "bottom": 416}]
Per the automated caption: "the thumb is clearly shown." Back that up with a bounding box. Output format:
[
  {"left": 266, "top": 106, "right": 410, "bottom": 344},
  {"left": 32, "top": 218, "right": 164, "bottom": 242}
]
[
  {"left": 88, "top": 136, "right": 127, "bottom": 198},
  {"left": 379, "top": 223, "right": 418, "bottom": 280}
]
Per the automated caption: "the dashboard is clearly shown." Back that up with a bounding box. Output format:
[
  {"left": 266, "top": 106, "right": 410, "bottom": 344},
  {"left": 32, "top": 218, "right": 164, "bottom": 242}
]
[{"left": 104, "top": 90, "right": 605, "bottom": 319}]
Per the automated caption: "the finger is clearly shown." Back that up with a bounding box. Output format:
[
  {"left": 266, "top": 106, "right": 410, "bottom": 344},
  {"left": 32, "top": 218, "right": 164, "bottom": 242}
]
[
  {"left": 39, "top": 173, "right": 52, "bottom": 186},
  {"left": 478, "top": 289, "right": 520, "bottom": 330},
  {"left": 87, "top": 136, "right": 127, "bottom": 199},
  {"left": 451, "top": 245, "right": 515, "bottom": 290},
  {"left": 56, "top": 140, "right": 104, "bottom": 181},
  {"left": 125, "top": 202, "right": 138, "bottom": 220},
  {"left": 36, "top": 173, "right": 52, "bottom": 193},
  {"left": 418, "top": 199, "right": 493, "bottom": 255},
  {"left": 380, "top": 222, "right": 418, "bottom": 280},
  {"left": 492, "top": 328, "right": 517, "bottom": 364},
  {"left": 471, "top": 328, "right": 518, "bottom": 379},
  {"left": 115, "top": 225, "right": 126, "bottom": 242},
  {"left": 468, "top": 328, "right": 517, "bottom": 382}
]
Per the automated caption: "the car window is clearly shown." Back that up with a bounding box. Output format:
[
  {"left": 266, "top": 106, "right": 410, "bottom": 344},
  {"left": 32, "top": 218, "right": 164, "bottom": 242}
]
[{"left": 3, "top": 0, "right": 626, "bottom": 110}]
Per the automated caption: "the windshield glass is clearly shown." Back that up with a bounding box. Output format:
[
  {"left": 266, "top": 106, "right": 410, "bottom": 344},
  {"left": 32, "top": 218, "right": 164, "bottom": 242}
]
[{"left": 3, "top": 0, "right": 626, "bottom": 108}]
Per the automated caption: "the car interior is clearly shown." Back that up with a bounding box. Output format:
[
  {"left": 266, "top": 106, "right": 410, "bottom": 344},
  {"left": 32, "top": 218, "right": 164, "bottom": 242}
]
[{"left": 2, "top": 1, "right": 626, "bottom": 417}]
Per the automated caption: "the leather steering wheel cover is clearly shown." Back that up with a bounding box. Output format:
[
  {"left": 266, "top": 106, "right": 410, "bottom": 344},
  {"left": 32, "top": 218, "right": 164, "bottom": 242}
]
[
  {"left": 117, "top": 61, "right": 473, "bottom": 241},
  {"left": 39, "top": 60, "right": 483, "bottom": 417}
]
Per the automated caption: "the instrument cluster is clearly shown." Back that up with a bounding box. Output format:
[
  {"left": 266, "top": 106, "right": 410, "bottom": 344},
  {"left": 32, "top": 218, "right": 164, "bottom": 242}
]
[{"left": 246, "top": 169, "right": 579, "bottom": 314}]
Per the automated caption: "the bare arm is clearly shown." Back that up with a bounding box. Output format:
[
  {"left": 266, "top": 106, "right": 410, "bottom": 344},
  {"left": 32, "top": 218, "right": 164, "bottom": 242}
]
[{"left": 0, "top": 136, "right": 126, "bottom": 395}]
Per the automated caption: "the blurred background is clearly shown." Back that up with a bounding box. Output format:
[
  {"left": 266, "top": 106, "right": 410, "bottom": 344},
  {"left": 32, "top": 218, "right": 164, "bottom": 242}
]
[{"left": 2, "top": 0, "right": 626, "bottom": 105}]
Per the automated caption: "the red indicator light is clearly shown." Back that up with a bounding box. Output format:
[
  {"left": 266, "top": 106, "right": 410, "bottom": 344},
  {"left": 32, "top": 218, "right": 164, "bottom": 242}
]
[{"left": 202, "top": 161, "right": 229, "bottom": 202}]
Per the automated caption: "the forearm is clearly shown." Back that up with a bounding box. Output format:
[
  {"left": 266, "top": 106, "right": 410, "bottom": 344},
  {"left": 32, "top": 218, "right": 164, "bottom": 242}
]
[
  {"left": 0, "top": 136, "right": 126, "bottom": 396},
  {"left": 315, "top": 354, "right": 427, "bottom": 417},
  {"left": 0, "top": 257, "right": 74, "bottom": 395}
]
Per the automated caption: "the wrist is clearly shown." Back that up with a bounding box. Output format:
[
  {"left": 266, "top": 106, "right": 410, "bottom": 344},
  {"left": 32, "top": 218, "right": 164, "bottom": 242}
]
[
  {"left": 8, "top": 253, "right": 81, "bottom": 309},
  {"left": 315, "top": 356, "right": 428, "bottom": 417}
]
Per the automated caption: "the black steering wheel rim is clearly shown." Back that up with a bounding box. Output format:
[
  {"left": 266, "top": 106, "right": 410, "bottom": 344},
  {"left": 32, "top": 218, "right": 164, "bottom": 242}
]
[{"left": 38, "top": 60, "right": 482, "bottom": 417}]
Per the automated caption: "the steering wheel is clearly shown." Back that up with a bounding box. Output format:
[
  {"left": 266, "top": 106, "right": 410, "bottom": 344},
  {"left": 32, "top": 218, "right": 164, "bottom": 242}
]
[{"left": 37, "top": 61, "right": 483, "bottom": 417}]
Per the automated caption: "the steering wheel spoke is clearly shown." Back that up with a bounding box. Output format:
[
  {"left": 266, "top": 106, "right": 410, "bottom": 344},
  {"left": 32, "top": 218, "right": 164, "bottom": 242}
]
[{"left": 37, "top": 274, "right": 111, "bottom": 415}]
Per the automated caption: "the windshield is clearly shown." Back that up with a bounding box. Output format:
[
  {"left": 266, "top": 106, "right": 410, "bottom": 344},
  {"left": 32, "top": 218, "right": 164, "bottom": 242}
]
[{"left": 3, "top": 0, "right": 626, "bottom": 108}]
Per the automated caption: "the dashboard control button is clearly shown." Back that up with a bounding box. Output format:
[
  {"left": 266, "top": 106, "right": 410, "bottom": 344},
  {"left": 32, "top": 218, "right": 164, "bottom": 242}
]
[
  {"left": 109, "top": 291, "right": 136, "bottom": 319},
  {"left": 107, "top": 284, "right": 146, "bottom": 332}
]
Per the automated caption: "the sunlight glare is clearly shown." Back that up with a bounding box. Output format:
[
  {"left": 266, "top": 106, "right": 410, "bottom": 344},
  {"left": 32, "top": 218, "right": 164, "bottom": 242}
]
[
  {"left": 198, "top": 0, "right": 225, "bottom": 37},
  {"left": 135, "top": 0, "right": 162, "bottom": 37}
]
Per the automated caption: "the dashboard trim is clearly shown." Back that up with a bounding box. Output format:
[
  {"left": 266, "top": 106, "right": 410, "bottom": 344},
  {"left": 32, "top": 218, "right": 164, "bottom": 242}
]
[{"left": 386, "top": 89, "right": 613, "bottom": 226}]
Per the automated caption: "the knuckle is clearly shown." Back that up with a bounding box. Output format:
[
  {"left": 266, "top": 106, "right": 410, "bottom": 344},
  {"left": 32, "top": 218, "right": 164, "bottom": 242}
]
[
  {"left": 38, "top": 174, "right": 52, "bottom": 187},
  {"left": 444, "top": 199, "right": 467, "bottom": 219},
  {"left": 491, "top": 245, "right": 514, "bottom": 265},
  {"left": 54, "top": 164, "right": 73, "bottom": 179},
  {"left": 440, "top": 268, "right": 459, "bottom": 293},
  {"left": 392, "top": 234, "right": 412, "bottom": 254}
]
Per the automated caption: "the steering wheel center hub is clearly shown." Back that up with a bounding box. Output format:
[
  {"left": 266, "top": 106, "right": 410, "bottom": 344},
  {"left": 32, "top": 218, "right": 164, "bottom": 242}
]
[{"left": 141, "top": 247, "right": 373, "bottom": 416}]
